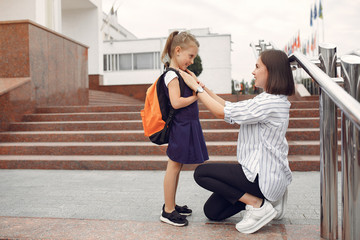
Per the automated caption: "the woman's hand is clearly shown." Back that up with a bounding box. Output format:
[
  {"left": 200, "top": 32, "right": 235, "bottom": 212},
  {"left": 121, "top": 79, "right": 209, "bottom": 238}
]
[
  {"left": 198, "top": 81, "right": 205, "bottom": 88},
  {"left": 179, "top": 69, "right": 199, "bottom": 91},
  {"left": 185, "top": 69, "right": 205, "bottom": 88}
]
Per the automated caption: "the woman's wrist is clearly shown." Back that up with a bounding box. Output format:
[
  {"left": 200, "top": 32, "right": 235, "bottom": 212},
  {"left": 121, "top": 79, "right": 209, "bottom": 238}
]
[{"left": 192, "top": 83, "right": 200, "bottom": 92}]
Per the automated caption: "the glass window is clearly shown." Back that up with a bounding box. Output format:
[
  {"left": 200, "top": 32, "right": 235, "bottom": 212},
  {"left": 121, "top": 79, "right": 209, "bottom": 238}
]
[
  {"left": 103, "top": 52, "right": 160, "bottom": 71},
  {"left": 119, "top": 54, "right": 132, "bottom": 70},
  {"left": 133, "top": 52, "right": 154, "bottom": 70},
  {"left": 103, "top": 54, "right": 107, "bottom": 71},
  {"left": 155, "top": 52, "right": 160, "bottom": 69}
]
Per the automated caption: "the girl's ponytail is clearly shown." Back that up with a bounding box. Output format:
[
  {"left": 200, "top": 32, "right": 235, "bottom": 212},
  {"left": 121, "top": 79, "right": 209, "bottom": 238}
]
[
  {"left": 161, "top": 31, "right": 199, "bottom": 68},
  {"left": 161, "top": 31, "right": 179, "bottom": 68}
]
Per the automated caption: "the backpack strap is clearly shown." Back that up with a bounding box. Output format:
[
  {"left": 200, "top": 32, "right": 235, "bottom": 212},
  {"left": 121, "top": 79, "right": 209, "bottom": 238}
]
[{"left": 158, "top": 68, "right": 187, "bottom": 143}]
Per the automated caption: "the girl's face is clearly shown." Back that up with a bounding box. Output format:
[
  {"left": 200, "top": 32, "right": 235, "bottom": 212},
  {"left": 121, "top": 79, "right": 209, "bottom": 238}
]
[
  {"left": 174, "top": 45, "right": 198, "bottom": 71},
  {"left": 252, "top": 57, "right": 268, "bottom": 89}
]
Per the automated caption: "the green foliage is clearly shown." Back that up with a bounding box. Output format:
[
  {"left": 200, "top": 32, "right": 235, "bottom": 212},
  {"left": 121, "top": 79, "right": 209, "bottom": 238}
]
[
  {"left": 187, "top": 55, "right": 203, "bottom": 77},
  {"left": 240, "top": 79, "right": 246, "bottom": 94}
]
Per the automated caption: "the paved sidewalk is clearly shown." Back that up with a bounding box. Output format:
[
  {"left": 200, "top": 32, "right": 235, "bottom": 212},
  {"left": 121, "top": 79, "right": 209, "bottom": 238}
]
[{"left": 0, "top": 169, "right": 341, "bottom": 239}]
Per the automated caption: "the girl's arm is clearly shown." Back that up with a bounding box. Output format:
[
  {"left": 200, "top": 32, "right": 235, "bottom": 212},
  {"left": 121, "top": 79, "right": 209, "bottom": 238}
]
[
  {"left": 179, "top": 70, "right": 225, "bottom": 119},
  {"left": 168, "top": 77, "right": 198, "bottom": 109}
]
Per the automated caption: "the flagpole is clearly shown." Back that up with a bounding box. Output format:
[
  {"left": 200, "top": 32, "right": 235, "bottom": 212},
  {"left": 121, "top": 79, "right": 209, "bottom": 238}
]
[
  {"left": 322, "top": 19, "right": 325, "bottom": 42},
  {"left": 315, "top": 2, "right": 318, "bottom": 55},
  {"left": 321, "top": 2, "right": 325, "bottom": 42}
]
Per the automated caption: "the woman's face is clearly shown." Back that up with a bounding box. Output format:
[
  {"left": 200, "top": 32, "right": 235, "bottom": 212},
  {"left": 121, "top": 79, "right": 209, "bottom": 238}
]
[
  {"left": 252, "top": 57, "right": 268, "bottom": 89},
  {"left": 174, "top": 45, "right": 198, "bottom": 71}
]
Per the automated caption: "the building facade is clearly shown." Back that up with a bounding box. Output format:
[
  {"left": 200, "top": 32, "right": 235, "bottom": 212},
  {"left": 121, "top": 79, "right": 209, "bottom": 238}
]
[
  {"left": 0, "top": 0, "right": 232, "bottom": 94},
  {"left": 103, "top": 28, "right": 232, "bottom": 94}
]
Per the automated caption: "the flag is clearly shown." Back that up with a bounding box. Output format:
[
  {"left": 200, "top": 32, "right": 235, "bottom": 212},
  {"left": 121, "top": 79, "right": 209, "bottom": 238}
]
[
  {"left": 307, "top": 40, "right": 309, "bottom": 54},
  {"left": 314, "top": 3, "right": 317, "bottom": 20},
  {"left": 311, "top": 34, "right": 314, "bottom": 51},
  {"left": 297, "top": 31, "right": 300, "bottom": 49},
  {"left": 319, "top": 0, "right": 323, "bottom": 19},
  {"left": 310, "top": 7, "right": 313, "bottom": 26},
  {"left": 288, "top": 43, "right": 292, "bottom": 54}
]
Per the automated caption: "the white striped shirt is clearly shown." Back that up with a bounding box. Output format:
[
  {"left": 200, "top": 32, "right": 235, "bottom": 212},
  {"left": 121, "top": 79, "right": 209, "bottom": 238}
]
[{"left": 224, "top": 92, "right": 292, "bottom": 201}]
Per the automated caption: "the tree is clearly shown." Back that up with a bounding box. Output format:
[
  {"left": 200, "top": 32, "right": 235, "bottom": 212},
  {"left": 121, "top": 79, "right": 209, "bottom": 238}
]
[
  {"left": 250, "top": 78, "right": 260, "bottom": 94},
  {"left": 240, "top": 79, "right": 246, "bottom": 94},
  {"left": 187, "top": 55, "right": 203, "bottom": 77}
]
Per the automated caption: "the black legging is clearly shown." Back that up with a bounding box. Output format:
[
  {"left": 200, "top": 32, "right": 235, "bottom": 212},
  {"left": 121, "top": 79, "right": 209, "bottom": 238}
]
[{"left": 194, "top": 163, "right": 265, "bottom": 221}]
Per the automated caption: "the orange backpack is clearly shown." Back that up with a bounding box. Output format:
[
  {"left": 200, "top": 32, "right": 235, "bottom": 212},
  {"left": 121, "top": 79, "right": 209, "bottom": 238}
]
[{"left": 141, "top": 68, "right": 185, "bottom": 145}]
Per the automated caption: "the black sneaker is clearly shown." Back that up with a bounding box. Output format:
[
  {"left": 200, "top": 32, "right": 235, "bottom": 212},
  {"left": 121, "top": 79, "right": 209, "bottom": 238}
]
[
  {"left": 175, "top": 204, "right": 192, "bottom": 216},
  {"left": 160, "top": 205, "right": 188, "bottom": 227}
]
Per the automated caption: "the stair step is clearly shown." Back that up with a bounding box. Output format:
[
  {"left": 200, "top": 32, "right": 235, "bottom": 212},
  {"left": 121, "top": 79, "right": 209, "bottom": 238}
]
[
  {"left": 0, "top": 141, "right": 328, "bottom": 156},
  {"left": 1, "top": 94, "right": 330, "bottom": 172},
  {"left": 35, "top": 101, "right": 320, "bottom": 114},
  {"left": 8, "top": 118, "right": 329, "bottom": 131},
  {"left": 25, "top": 109, "right": 322, "bottom": 122},
  {"left": 290, "top": 101, "right": 319, "bottom": 109},
  {"left": 36, "top": 105, "right": 144, "bottom": 113},
  {"left": 89, "top": 90, "right": 143, "bottom": 105},
  {"left": 0, "top": 130, "right": 148, "bottom": 142},
  {"left": 8, "top": 120, "right": 144, "bottom": 131},
  {"left": 23, "top": 112, "right": 142, "bottom": 122},
  {"left": 0, "top": 155, "right": 339, "bottom": 171},
  {"left": 0, "top": 129, "right": 342, "bottom": 142}
]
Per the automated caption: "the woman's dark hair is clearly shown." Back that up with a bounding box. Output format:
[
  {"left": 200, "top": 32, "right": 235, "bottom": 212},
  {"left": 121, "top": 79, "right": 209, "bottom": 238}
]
[{"left": 260, "top": 50, "right": 295, "bottom": 96}]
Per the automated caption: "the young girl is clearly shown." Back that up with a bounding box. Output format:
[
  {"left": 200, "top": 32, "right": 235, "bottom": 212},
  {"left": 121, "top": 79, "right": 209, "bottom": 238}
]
[
  {"left": 160, "top": 31, "right": 208, "bottom": 227},
  {"left": 179, "top": 49, "right": 295, "bottom": 234}
]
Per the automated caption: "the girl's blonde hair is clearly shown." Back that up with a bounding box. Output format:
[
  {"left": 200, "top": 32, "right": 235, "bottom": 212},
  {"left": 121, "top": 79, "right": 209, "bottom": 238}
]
[{"left": 161, "top": 31, "right": 199, "bottom": 68}]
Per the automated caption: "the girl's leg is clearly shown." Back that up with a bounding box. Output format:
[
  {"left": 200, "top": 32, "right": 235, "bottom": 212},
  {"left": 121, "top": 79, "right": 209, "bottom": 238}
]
[
  {"left": 203, "top": 192, "right": 245, "bottom": 221},
  {"left": 163, "top": 158, "right": 183, "bottom": 213},
  {"left": 174, "top": 163, "right": 183, "bottom": 197}
]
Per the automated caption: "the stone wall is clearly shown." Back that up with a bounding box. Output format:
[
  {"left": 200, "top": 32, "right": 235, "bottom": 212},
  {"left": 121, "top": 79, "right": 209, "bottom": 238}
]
[{"left": 0, "top": 20, "right": 89, "bottom": 106}]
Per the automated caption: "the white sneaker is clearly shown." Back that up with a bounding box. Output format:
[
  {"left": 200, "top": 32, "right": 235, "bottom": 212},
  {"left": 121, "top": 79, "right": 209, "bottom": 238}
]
[
  {"left": 235, "top": 200, "right": 276, "bottom": 234},
  {"left": 272, "top": 188, "right": 288, "bottom": 220}
]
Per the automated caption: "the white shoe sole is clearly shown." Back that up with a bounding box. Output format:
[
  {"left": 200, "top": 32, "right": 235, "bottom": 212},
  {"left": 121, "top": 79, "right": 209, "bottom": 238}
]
[
  {"left": 235, "top": 208, "right": 277, "bottom": 234},
  {"left": 179, "top": 212, "right": 192, "bottom": 216},
  {"left": 274, "top": 189, "right": 288, "bottom": 220},
  {"left": 160, "top": 216, "right": 188, "bottom": 227}
]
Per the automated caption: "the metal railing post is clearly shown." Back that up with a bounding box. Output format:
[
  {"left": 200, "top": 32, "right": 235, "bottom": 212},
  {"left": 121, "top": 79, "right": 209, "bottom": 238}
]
[
  {"left": 340, "top": 55, "right": 360, "bottom": 240},
  {"left": 318, "top": 43, "right": 338, "bottom": 240}
]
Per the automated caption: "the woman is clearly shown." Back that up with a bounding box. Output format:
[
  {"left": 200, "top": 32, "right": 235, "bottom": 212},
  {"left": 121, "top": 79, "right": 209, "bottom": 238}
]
[{"left": 179, "top": 49, "right": 295, "bottom": 234}]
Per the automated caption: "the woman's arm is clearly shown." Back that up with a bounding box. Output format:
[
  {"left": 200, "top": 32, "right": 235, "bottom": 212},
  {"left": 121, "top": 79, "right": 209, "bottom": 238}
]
[
  {"left": 179, "top": 70, "right": 225, "bottom": 119},
  {"left": 203, "top": 86, "right": 226, "bottom": 106},
  {"left": 168, "top": 77, "right": 198, "bottom": 109}
]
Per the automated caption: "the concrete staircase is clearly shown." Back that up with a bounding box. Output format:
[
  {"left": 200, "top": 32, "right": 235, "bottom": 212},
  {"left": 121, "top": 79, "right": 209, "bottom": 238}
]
[{"left": 0, "top": 90, "right": 339, "bottom": 171}]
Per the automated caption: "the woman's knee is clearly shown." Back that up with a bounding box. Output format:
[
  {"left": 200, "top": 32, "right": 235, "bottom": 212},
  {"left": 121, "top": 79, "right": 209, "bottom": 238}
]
[
  {"left": 193, "top": 164, "right": 207, "bottom": 184},
  {"left": 203, "top": 200, "right": 225, "bottom": 221}
]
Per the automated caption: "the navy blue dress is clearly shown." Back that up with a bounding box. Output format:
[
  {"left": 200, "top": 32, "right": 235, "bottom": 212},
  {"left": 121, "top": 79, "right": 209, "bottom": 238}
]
[{"left": 164, "top": 72, "right": 209, "bottom": 164}]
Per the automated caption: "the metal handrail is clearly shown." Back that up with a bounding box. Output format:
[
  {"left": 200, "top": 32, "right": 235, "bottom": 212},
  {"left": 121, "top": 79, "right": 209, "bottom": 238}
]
[
  {"left": 289, "top": 51, "right": 360, "bottom": 128},
  {"left": 251, "top": 41, "right": 360, "bottom": 239}
]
